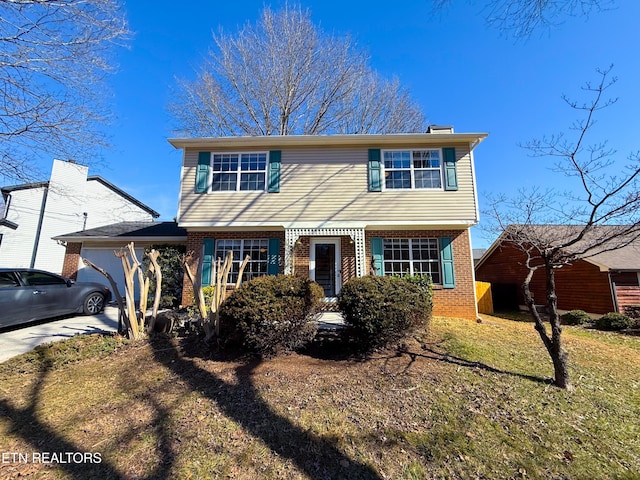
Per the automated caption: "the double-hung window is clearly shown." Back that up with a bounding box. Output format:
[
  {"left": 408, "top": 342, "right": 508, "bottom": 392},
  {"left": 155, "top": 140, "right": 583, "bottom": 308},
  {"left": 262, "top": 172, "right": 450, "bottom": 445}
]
[
  {"left": 211, "top": 153, "right": 267, "bottom": 192},
  {"left": 214, "top": 239, "right": 268, "bottom": 284},
  {"left": 383, "top": 238, "right": 441, "bottom": 284},
  {"left": 382, "top": 149, "right": 442, "bottom": 189}
]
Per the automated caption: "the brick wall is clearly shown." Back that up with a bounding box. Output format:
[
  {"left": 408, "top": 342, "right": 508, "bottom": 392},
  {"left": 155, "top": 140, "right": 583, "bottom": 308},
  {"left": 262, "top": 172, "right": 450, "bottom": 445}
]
[
  {"left": 61, "top": 242, "right": 82, "bottom": 280},
  {"left": 476, "top": 241, "right": 616, "bottom": 314},
  {"left": 181, "top": 230, "right": 285, "bottom": 306},
  {"left": 365, "top": 229, "right": 477, "bottom": 320},
  {"left": 181, "top": 228, "right": 478, "bottom": 320},
  {"left": 292, "top": 236, "right": 357, "bottom": 282}
]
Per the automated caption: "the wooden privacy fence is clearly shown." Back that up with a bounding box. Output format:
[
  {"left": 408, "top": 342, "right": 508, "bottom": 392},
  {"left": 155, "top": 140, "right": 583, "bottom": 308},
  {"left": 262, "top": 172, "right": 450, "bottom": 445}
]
[{"left": 476, "top": 281, "right": 494, "bottom": 314}]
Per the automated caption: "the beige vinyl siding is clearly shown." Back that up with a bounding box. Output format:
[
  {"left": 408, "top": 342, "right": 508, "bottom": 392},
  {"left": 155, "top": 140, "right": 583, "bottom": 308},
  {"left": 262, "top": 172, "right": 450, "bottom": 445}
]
[{"left": 178, "top": 144, "right": 478, "bottom": 226}]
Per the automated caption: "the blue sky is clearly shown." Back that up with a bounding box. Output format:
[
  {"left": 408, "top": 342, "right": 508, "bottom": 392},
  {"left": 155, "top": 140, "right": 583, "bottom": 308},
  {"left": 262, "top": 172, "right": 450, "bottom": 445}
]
[{"left": 92, "top": 0, "right": 640, "bottom": 248}]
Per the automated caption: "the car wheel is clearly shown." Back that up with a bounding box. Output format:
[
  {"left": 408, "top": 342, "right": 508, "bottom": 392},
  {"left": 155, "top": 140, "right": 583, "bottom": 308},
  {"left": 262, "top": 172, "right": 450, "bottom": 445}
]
[{"left": 83, "top": 292, "right": 105, "bottom": 315}]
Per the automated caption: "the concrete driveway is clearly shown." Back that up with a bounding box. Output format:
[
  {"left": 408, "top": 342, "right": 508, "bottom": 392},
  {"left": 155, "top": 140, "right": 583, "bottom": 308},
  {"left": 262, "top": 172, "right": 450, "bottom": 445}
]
[{"left": 0, "top": 305, "right": 120, "bottom": 363}]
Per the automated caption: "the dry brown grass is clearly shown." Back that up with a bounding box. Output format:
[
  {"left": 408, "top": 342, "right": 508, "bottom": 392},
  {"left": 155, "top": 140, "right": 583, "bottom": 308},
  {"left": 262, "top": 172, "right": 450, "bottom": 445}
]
[{"left": 0, "top": 315, "right": 639, "bottom": 479}]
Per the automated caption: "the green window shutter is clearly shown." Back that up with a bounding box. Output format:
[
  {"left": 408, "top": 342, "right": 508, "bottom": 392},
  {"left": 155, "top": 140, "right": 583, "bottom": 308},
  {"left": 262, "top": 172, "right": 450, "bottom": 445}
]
[
  {"left": 268, "top": 150, "right": 281, "bottom": 193},
  {"left": 196, "top": 152, "right": 211, "bottom": 194},
  {"left": 368, "top": 149, "right": 382, "bottom": 192},
  {"left": 202, "top": 238, "right": 215, "bottom": 287},
  {"left": 442, "top": 147, "right": 458, "bottom": 191},
  {"left": 370, "top": 237, "right": 384, "bottom": 276},
  {"left": 440, "top": 236, "right": 455, "bottom": 288},
  {"left": 267, "top": 237, "right": 280, "bottom": 275}
]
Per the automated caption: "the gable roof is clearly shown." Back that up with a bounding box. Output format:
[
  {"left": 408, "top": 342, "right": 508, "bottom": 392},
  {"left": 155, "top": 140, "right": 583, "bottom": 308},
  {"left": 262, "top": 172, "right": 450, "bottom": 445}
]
[
  {"left": 53, "top": 221, "right": 187, "bottom": 243},
  {"left": 477, "top": 224, "right": 640, "bottom": 271},
  {"left": 1, "top": 177, "right": 160, "bottom": 218}
]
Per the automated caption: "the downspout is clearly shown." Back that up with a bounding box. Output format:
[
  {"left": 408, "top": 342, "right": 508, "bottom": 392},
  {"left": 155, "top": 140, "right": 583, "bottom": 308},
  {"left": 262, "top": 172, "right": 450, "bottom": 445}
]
[
  {"left": 30, "top": 186, "right": 49, "bottom": 268},
  {"left": 608, "top": 271, "right": 620, "bottom": 313}
]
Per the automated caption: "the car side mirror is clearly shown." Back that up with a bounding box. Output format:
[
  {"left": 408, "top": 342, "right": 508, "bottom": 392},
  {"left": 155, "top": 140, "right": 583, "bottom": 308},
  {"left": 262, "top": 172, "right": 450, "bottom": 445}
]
[{"left": 66, "top": 279, "right": 74, "bottom": 287}]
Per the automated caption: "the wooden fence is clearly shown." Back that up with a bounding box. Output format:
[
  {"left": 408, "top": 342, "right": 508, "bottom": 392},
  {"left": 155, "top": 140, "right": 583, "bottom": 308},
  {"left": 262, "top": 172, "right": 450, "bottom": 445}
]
[{"left": 476, "top": 281, "right": 494, "bottom": 314}]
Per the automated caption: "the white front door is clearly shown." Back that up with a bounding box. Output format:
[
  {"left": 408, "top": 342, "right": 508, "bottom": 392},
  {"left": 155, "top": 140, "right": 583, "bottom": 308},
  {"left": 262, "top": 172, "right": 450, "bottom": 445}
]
[{"left": 309, "top": 238, "right": 341, "bottom": 298}]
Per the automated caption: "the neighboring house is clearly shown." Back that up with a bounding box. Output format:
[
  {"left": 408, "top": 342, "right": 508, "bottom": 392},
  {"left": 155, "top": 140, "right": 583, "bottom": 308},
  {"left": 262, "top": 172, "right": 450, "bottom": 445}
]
[
  {"left": 0, "top": 159, "right": 160, "bottom": 274},
  {"left": 475, "top": 225, "right": 640, "bottom": 314},
  {"left": 55, "top": 221, "right": 187, "bottom": 295},
  {"left": 170, "top": 128, "right": 488, "bottom": 320}
]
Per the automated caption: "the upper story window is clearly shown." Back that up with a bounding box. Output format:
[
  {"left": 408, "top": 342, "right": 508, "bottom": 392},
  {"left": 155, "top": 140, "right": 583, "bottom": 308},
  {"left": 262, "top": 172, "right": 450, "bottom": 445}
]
[
  {"left": 382, "top": 149, "right": 442, "bottom": 190},
  {"left": 211, "top": 152, "right": 267, "bottom": 192}
]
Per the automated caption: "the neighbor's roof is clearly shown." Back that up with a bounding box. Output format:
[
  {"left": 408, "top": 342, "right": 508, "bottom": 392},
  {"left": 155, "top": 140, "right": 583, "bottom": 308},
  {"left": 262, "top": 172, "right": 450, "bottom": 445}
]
[
  {"left": 476, "top": 224, "right": 640, "bottom": 272},
  {"left": 53, "top": 221, "right": 187, "bottom": 243},
  {"left": 168, "top": 132, "right": 488, "bottom": 151},
  {"left": 1, "top": 177, "right": 160, "bottom": 218}
]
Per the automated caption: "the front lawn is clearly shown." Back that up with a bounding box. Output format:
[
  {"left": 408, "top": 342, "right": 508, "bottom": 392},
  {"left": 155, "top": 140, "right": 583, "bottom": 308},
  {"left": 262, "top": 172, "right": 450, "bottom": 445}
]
[{"left": 0, "top": 315, "right": 638, "bottom": 479}]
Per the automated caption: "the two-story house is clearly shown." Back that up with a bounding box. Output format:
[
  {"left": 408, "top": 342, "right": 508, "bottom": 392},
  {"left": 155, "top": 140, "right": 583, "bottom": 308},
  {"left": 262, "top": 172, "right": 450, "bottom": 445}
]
[
  {"left": 0, "top": 159, "right": 159, "bottom": 274},
  {"left": 170, "top": 128, "right": 487, "bottom": 320}
]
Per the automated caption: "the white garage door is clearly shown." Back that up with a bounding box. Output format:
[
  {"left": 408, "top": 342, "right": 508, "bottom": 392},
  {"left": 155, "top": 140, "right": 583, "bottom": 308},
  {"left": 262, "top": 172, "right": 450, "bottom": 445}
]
[{"left": 77, "top": 247, "right": 144, "bottom": 299}]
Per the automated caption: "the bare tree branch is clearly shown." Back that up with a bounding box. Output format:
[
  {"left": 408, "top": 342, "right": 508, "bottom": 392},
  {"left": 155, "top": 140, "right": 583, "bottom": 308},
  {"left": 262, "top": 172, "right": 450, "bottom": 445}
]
[
  {"left": 432, "top": 0, "right": 615, "bottom": 37},
  {"left": 0, "top": 0, "right": 130, "bottom": 183},
  {"left": 483, "top": 66, "right": 640, "bottom": 389},
  {"left": 170, "top": 4, "right": 425, "bottom": 137}
]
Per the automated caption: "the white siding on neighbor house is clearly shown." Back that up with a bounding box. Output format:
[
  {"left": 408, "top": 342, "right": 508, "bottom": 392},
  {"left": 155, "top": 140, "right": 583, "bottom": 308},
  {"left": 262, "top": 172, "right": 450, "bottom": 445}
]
[
  {"left": 0, "top": 186, "right": 47, "bottom": 268},
  {"left": 0, "top": 160, "right": 155, "bottom": 274},
  {"left": 178, "top": 144, "right": 478, "bottom": 227}
]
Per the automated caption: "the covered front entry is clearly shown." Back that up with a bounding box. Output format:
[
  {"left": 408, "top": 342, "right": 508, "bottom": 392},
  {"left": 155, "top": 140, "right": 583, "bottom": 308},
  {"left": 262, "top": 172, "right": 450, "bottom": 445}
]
[{"left": 310, "top": 238, "right": 341, "bottom": 298}]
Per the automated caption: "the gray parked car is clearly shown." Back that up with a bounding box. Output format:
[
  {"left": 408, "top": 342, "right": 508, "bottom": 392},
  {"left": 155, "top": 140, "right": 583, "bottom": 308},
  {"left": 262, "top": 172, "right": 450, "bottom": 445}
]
[{"left": 0, "top": 268, "right": 112, "bottom": 328}]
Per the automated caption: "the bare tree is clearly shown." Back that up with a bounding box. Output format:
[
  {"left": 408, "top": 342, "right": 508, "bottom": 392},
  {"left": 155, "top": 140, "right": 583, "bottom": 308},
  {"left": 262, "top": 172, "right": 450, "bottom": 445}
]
[
  {"left": 170, "top": 4, "right": 425, "bottom": 137},
  {"left": 484, "top": 66, "right": 640, "bottom": 389},
  {"left": 432, "top": 0, "right": 614, "bottom": 37},
  {"left": 0, "top": 0, "right": 130, "bottom": 183}
]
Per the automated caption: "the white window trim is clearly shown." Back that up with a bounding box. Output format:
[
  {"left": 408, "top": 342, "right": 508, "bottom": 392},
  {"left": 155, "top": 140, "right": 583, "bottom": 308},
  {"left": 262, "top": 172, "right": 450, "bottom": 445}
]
[
  {"left": 208, "top": 152, "right": 268, "bottom": 193},
  {"left": 382, "top": 237, "right": 442, "bottom": 283},
  {"left": 214, "top": 238, "right": 269, "bottom": 284},
  {"left": 381, "top": 148, "right": 444, "bottom": 191}
]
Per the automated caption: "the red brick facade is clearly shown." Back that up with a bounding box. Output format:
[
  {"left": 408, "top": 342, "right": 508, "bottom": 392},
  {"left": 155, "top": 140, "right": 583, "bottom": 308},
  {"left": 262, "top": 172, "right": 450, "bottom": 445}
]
[
  {"left": 365, "top": 229, "right": 477, "bottom": 320},
  {"left": 182, "top": 228, "right": 478, "bottom": 320},
  {"left": 475, "top": 241, "right": 617, "bottom": 314},
  {"left": 181, "top": 230, "right": 285, "bottom": 306},
  {"left": 61, "top": 242, "right": 82, "bottom": 280}
]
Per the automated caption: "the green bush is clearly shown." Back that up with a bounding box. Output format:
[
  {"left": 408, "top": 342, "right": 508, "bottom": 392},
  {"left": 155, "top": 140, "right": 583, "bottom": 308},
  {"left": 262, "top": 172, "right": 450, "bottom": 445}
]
[
  {"left": 624, "top": 305, "right": 640, "bottom": 320},
  {"left": 560, "top": 310, "right": 591, "bottom": 326},
  {"left": 337, "top": 275, "right": 433, "bottom": 352},
  {"left": 595, "top": 312, "right": 635, "bottom": 331},
  {"left": 144, "top": 244, "right": 186, "bottom": 309},
  {"left": 218, "top": 275, "right": 324, "bottom": 356}
]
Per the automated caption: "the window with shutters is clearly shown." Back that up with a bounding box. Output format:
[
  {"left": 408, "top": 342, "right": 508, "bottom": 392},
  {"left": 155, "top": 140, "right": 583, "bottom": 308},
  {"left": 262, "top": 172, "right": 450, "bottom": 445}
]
[
  {"left": 210, "top": 152, "right": 267, "bottom": 192},
  {"left": 214, "top": 239, "right": 269, "bottom": 283},
  {"left": 382, "top": 149, "right": 443, "bottom": 189},
  {"left": 382, "top": 238, "right": 442, "bottom": 284}
]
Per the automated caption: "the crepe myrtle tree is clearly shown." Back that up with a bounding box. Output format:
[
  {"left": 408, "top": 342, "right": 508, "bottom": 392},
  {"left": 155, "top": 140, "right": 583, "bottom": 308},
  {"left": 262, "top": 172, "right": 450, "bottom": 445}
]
[
  {"left": 484, "top": 66, "right": 640, "bottom": 390},
  {"left": 0, "top": 0, "right": 130, "bottom": 183},
  {"left": 170, "top": 3, "right": 425, "bottom": 137}
]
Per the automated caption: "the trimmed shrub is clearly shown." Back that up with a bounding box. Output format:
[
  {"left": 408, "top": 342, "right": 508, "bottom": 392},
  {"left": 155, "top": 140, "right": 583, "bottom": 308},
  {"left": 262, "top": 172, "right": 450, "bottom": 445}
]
[
  {"left": 595, "top": 312, "right": 635, "bottom": 331},
  {"left": 218, "top": 275, "right": 324, "bottom": 356},
  {"left": 337, "top": 275, "right": 433, "bottom": 352},
  {"left": 560, "top": 310, "right": 591, "bottom": 326},
  {"left": 624, "top": 305, "right": 640, "bottom": 320}
]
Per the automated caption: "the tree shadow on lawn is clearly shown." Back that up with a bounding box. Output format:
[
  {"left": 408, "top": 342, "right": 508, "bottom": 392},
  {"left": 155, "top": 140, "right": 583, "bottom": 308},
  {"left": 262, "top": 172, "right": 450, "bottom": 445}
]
[
  {"left": 149, "top": 335, "right": 382, "bottom": 480},
  {"left": 301, "top": 331, "right": 551, "bottom": 386},
  {"left": 397, "top": 341, "right": 552, "bottom": 385},
  {"left": 0, "top": 347, "right": 175, "bottom": 480}
]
